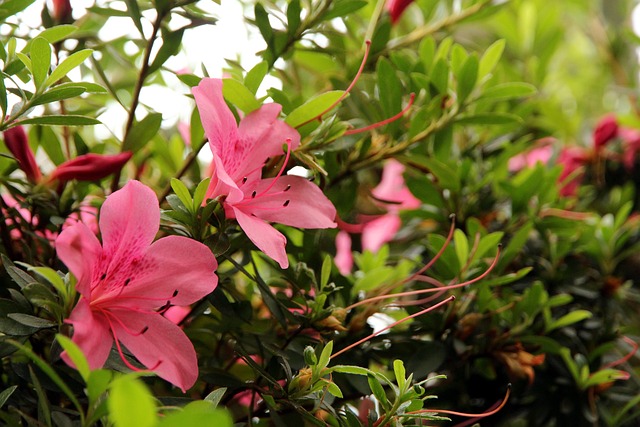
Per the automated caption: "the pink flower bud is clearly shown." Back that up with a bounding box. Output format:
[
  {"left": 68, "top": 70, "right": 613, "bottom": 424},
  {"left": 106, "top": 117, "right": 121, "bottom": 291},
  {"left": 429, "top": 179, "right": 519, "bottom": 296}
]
[
  {"left": 3, "top": 126, "right": 42, "bottom": 183},
  {"left": 387, "top": 0, "right": 414, "bottom": 23},
  {"left": 51, "top": 0, "right": 73, "bottom": 23},
  {"left": 593, "top": 115, "right": 618, "bottom": 149},
  {"left": 49, "top": 152, "right": 132, "bottom": 184}
]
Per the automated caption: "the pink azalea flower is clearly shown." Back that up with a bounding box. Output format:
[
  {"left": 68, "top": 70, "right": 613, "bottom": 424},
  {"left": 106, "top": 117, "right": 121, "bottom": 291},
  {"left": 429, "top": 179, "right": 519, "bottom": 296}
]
[
  {"left": 3, "top": 125, "right": 42, "bottom": 184},
  {"left": 619, "top": 128, "right": 640, "bottom": 170},
  {"left": 56, "top": 180, "right": 218, "bottom": 392},
  {"left": 192, "top": 78, "right": 337, "bottom": 268},
  {"left": 335, "top": 160, "right": 420, "bottom": 273}
]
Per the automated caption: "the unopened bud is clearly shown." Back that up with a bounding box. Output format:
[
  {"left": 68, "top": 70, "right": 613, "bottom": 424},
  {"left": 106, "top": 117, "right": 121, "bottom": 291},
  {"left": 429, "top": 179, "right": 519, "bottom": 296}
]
[
  {"left": 3, "top": 126, "right": 42, "bottom": 183},
  {"left": 51, "top": 0, "right": 73, "bottom": 23},
  {"left": 49, "top": 152, "right": 132, "bottom": 184},
  {"left": 593, "top": 115, "right": 618, "bottom": 150},
  {"left": 304, "top": 346, "right": 318, "bottom": 366}
]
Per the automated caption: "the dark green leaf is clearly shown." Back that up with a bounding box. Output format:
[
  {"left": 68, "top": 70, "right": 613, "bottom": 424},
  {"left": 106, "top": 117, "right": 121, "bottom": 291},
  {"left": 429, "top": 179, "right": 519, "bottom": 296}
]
[
  {"left": 124, "top": 0, "right": 144, "bottom": 35},
  {"left": 0, "top": 385, "right": 17, "bottom": 409},
  {"left": 31, "top": 86, "right": 86, "bottom": 107},
  {"left": 244, "top": 61, "right": 268, "bottom": 94},
  {"left": 148, "top": 29, "right": 184, "bottom": 74},
  {"left": 456, "top": 54, "right": 478, "bottom": 104},
  {"left": 7, "top": 313, "right": 56, "bottom": 329},
  {"left": 322, "top": 0, "right": 367, "bottom": 21},
  {"left": 286, "top": 0, "right": 301, "bottom": 37},
  {"left": 123, "top": 113, "right": 162, "bottom": 152}
]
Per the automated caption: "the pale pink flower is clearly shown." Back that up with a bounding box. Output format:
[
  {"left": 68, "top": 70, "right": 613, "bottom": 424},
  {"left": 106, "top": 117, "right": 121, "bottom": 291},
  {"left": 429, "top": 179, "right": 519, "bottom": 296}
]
[
  {"left": 192, "top": 78, "right": 337, "bottom": 268},
  {"left": 56, "top": 180, "right": 218, "bottom": 391}
]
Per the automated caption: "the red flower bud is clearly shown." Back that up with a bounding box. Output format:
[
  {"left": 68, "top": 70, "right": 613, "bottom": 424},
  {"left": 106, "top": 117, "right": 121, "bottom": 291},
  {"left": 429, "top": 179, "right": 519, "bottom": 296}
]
[
  {"left": 387, "top": 0, "right": 414, "bottom": 23},
  {"left": 593, "top": 115, "right": 618, "bottom": 149},
  {"left": 51, "top": 0, "right": 73, "bottom": 23},
  {"left": 49, "top": 152, "right": 132, "bottom": 184},
  {"left": 3, "top": 126, "right": 42, "bottom": 184}
]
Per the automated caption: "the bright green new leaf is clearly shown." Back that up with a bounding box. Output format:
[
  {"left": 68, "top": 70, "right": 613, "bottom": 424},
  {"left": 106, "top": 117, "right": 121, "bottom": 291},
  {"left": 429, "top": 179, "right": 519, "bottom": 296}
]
[
  {"left": 108, "top": 375, "right": 158, "bottom": 427},
  {"left": 158, "top": 402, "right": 233, "bottom": 427},
  {"left": 222, "top": 79, "right": 260, "bottom": 114},
  {"left": 454, "top": 229, "right": 469, "bottom": 269},
  {"left": 30, "top": 37, "right": 51, "bottom": 91},
  {"left": 36, "top": 25, "right": 78, "bottom": 45},
  {"left": 285, "top": 91, "right": 344, "bottom": 128},
  {"left": 56, "top": 334, "right": 90, "bottom": 382},
  {"left": 45, "top": 49, "right": 93, "bottom": 87},
  {"left": 456, "top": 54, "right": 478, "bottom": 104},
  {"left": 171, "top": 178, "right": 193, "bottom": 212},
  {"left": 478, "top": 39, "right": 505, "bottom": 77}
]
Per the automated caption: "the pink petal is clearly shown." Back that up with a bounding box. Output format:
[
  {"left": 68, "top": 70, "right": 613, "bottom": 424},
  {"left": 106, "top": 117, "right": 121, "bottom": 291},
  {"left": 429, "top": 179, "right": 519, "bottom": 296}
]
[
  {"left": 113, "top": 235, "right": 218, "bottom": 308},
  {"left": 234, "top": 207, "right": 289, "bottom": 269},
  {"left": 110, "top": 309, "right": 199, "bottom": 392},
  {"left": 237, "top": 103, "right": 301, "bottom": 178},
  {"left": 164, "top": 305, "right": 191, "bottom": 325},
  {"left": 55, "top": 222, "right": 103, "bottom": 297},
  {"left": 99, "top": 180, "right": 160, "bottom": 267},
  {"left": 63, "top": 298, "right": 112, "bottom": 370},
  {"left": 334, "top": 231, "right": 354, "bottom": 275},
  {"left": 237, "top": 176, "right": 337, "bottom": 229},
  {"left": 192, "top": 78, "right": 239, "bottom": 159},
  {"left": 372, "top": 160, "right": 420, "bottom": 210},
  {"left": 361, "top": 214, "right": 401, "bottom": 252}
]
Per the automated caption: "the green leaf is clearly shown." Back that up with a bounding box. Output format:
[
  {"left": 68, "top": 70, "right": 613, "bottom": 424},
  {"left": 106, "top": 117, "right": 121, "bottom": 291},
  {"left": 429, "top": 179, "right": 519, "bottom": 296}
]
[
  {"left": 330, "top": 365, "right": 372, "bottom": 376},
  {"left": 7, "top": 313, "right": 56, "bottom": 329},
  {"left": 148, "top": 29, "right": 184, "bottom": 74},
  {"left": 254, "top": 3, "right": 273, "bottom": 44},
  {"left": 377, "top": 57, "right": 402, "bottom": 123},
  {"left": 244, "top": 61, "right": 268, "bottom": 94},
  {"left": 456, "top": 54, "right": 478, "bottom": 104},
  {"left": 108, "top": 375, "right": 158, "bottom": 427},
  {"left": 30, "top": 37, "right": 51, "bottom": 91},
  {"left": 87, "top": 369, "right": 113, "bottom": 405},
  {"left": 204, "top": 388, "right": 227, "bottom": 409},
  {"left": 322, "top": 0, "right": 367, "bottom": 21},
  {"left": 157, "top": 402, "right": 232, "bottom": 427},
  {"left": 192, "top": 178, "right": 210, "bottom": 210},
  {"left": 0, "top": 0, "right": 36, "bottom": 22},
  {"left": 18, "top": 115, "right": 100, "bottom": 126},
  {"left": 368, "top": 374, "right": 390, "bottom": 410},
  {"left": 583, "top": 369, "right": 629, "bottom": 389},
  {"left": 0, "top": 75, "right": 6, "bottom": 117},
  {"left": 31, "top": 85, "right": 86, "bottom": 107},
  {"left": 546, "top": 310, "right": 593, "bottom": 333},
  {"left": 0, "top": 385, "right": 18, "bottom": 409},
  {"left": 454, "top": 229, "right": 469, "bottom": 269},
  {"left": 124, "top": 0, "right": 144, "bottom": 35},
  {"left": 324, "top": 380, "right": 343, "bottom": 398},
  {"left": 286, "top": 0, "right": 301, "bottom": 37},
  {"left": 45, "top": 49, "right": 93, "bottom": 87},
  {"left": 454, "top": 113, "right": 523, "bottom": 125},
  {"left": 479, "top": 82, "right": 537, "bottom": 102},
  {"left": 171, "top": 178, "right": 193, "bottom": 211},
  {"left": 285, "top": 91, "right": 344, "bottom": 128},
  {"left": 320, "top": 254, "right": 332, "bottom": 290},
  {"left": 29, "top": 266, "right": 67, "bottom": 298},
  {"left": 56, "top": 334, "right": 90, "bottom": 382},
  {"left": 7, "top": 340, "right": 84, "bottom": 418},
  {"left": 478, "top": 39, "right": 505, "bottom": 77},
  {"left": 36, "top": 25, "right": 78, "bottom": 45},
  {"left": 123, "top": 113, "right": 162, "bottom": 152},
  {"left": 422, "top": 157, "right": 460, "bottom": 192},
  {"left": 222, "top": 79, "right": 260, "bottom": 114},
  {"left": 393, "top": 359, "right": 407, "bottom": 391},
  {"left": 317, "top": 341, "right": 333, "bottom": 370}
]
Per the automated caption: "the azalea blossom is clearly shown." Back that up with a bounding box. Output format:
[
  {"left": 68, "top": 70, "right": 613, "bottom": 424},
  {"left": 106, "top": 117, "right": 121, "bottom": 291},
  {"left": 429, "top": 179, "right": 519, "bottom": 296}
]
[
  {"left": 557, "top": 146, "right": 590, "bottom": 197},
  {"left": 386, "top": 0, "right": 414, "bottom": 23},
  {"left": 593, "top": 114, "right": 618, "bottom": 150},
  {"left": 56, "top": 180, "right": 218, "bottom": 391},
  {"left": 192, "top": 78, "right": 336, "bottom": 268},
  {"left": 3, "top": 126, "right": 42, "bottom": 184},
  {"left": 335, "top": 160, "right": 420, "bottom": 274}
]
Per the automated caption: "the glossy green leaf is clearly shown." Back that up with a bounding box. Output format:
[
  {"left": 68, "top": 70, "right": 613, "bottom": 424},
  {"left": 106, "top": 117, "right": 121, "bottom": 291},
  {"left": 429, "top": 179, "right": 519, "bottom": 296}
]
[
  {"left": 546, "top": 310, "right": 593, "bottom": 333},
  {"left": 285, "top": 91, "right": 344, "bottom": 128},
  {"left": 456, "top": 54, "right": 478, "bottom": 104},
  {"left": 454, "top": 229, "right": 469, "bottom": 269},
  {"left": 31, "top": 85, "right": 86, "bottom": 107},
  {"left": 192, "top": 177, "right": 210, "bottom": 210},
  {"left": 244, "top": 61, "right": 268, "bottom": 94},
  {"left": 171, "top": 178, "right": 193, "bottom": 211},
  {"left": 317, "top": 341, "right": 333, "bottom": 370},
  {"left": 36, "top": 25, "right": 78, "bottom": 45},
  {"left": 478, "top": 39, "right": 505, "bottom": 77}
]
